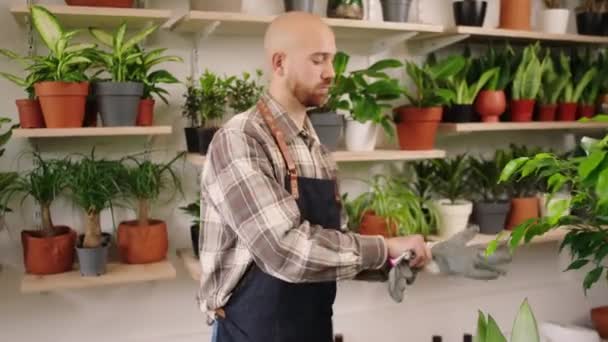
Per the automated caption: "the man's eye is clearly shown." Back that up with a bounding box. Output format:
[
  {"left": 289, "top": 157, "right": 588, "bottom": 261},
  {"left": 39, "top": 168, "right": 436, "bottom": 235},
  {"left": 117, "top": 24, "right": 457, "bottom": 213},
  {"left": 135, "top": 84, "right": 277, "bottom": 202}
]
[{"left": 312, "top": 59, "right": 323, "bottom": 65}]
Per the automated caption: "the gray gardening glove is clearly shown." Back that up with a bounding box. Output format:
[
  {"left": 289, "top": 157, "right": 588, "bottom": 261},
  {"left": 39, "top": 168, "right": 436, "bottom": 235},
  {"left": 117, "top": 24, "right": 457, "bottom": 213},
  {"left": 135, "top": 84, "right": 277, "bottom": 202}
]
[
  {"left": 387, "top": 251, "right": 418, "bottom": 303},
  {"left": 430, "top": 227, "right": 512, "bottom": 280}
]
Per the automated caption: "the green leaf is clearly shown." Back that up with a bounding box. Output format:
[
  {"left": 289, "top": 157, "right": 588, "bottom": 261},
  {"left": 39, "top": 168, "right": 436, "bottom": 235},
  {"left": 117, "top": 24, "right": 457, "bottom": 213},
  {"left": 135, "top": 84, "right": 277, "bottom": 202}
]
[
  {"left": 114, "top": 23, "right": 127, "bottom": 51},
  {"left": 584, "top": 266, "right": 603, "bottom": 292},
  {"left": 547, "top": 173, "right": 567, "bottom": 193},
  {"left": 476, "top": 311, "right": 487, "bottom": 342},
  {"left": 63, "top": 56, "right": 91, "bottom": 66},
  {"left": 428, "top": 55, "right": 466, "bottom": 80},
  {"left": 368, "top": 58, "right": 402, "bottom": 72},
  {"left": 64, "top": 43, "right": 95, "bottom": 54},
  {"left": 122, "top": 24, "right": 158, "bottom": 53},
  {"left": 596, "top": 168, "right": 608, "bottom": 205},
  {"left": 485, "top": 315, "right": 507, "bottom": 342},
  {"left": 486, "top": 239, "right": 499, "bottom": 257},
  {"left": 511, "top": 299, "right": 540, "bottom": 342},
  {"left": 0, "top": 72, "right": 25, "bottom": 86},
  {"left": 565, "top": 259, "right": 589, "bottom": 271},
  {"left": 89, "top": 27, "right": 113, "bottom": 47},
  {"left": 499, "top": 157, "right": 529, "bottom": 182},
  {"left": 333, "top": 51, "right": 349, "bottom": 77},
  {"left": 595, "top": 245, "right": 608, "bottom": 264},
  {"left": 572, "top": 68, "right": 597, "bottom": 103},
  {"left": 31, "top": 5, "right": 63, "bottom": 53},
  {"left": 578, "top": 149, "right": 606, "bottom": 180},
  {"left": 509, "top": 225, "right": 528, "bottom": 252}
]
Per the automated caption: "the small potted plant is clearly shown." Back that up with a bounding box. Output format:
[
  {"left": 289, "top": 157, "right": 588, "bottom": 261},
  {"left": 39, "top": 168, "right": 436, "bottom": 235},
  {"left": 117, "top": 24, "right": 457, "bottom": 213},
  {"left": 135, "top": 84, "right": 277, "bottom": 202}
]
[
  {"left": 327, "top": 0, "right": 364, "bottom": 20},
  {"left": 339, "top": 56, "right": 403, "bottom": 152},
  {"left": 89, "top": 23, "right": 159, "bottom": 126},
  {"left": 29, "top": 5, "right": 93, "bottom": 128},
  {"left": 132, "top": 47, "right": 182, "bottom": 126},
  {"left": 395, "top": 55, "right": 463, "bottom": 150},
  {"left": 576, "top": 0, "right": 606, "bottom": 36},
  {"left": 452, "top": 0, "right": 487, "bottom": 26},
  {"left": 344, "top": 175, "right": 436, "bottom": 237},
  {"left": 557, "top": 52, "right": 597, "bottom": 121},
  {"left": 510, "top": 44, "right": 543, "bottom": 122},
  {"left": 309, "top": 53, "right": 349, "bottom": 151},
  {"left": 473, "top": 45, "right": 515, "bottom": 122},
  {"left": 536, "top": 50, "right": 569, "bottom": 121},
  {"left": 182, "top": 70, "right": 230, "bottom": 155},
  {"left": 379, "top": 0, "right": 413, "bottom": 22},
  {"left": 65, "top": 0, "right": 134, "bottom": 7},
  {"left": 68, "top": 152, "right": 124, "bottom": 276},
  {"left": 117, "top": 152, "right": 183, "bottom": 264},
  {"left": 443, "top": 52, "right": 498, "bottom": 123},
  {"left": 573, "top": 49, "right": 605, "bottom": 119},
  {"left": 1, "top": 154, "right": 75, "bottom": 275},
  {"left": 226, "top": 70, "right": 264, "bottom": 114},
  {"left": 428, "top": 155, "right": 473, "bottom": 239},
  {"left": 539, "top": 0, "right": 570, "bottom": 34},
  {"left": 500, "top": 144, "right": 542, "bottom": 230},
  {"left": 179, "top": 195, "right": 201, "bottom": 258},
  {"left": 469, "top": 151, "right": 511, "bottom": 235},
  {"left": 0, "top": 49, "right": 46, "bottom": 128}
]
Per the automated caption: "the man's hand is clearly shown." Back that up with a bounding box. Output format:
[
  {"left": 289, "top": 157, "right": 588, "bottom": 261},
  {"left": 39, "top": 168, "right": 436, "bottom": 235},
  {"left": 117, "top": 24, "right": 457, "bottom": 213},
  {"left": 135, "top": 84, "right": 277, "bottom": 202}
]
[
  {"left": 430, "top": 227, "right": 512, "bottom": 280},
  {"left": 386, "top": 235, "right": 430, "bottom": 268}
]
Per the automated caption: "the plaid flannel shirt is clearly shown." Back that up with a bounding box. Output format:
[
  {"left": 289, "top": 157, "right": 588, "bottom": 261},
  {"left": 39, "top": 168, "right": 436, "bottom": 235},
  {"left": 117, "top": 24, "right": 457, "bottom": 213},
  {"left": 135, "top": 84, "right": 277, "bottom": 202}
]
[{"left": 197, "top": 94, "right": 387, "bottom": 317}]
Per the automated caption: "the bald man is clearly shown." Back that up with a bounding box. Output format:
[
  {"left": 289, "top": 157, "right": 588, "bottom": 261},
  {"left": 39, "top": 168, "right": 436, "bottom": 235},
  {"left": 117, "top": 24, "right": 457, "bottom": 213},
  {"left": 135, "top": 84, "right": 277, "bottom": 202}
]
[{"left": 198, "top": 12, "right": 430, "bottom": 342}]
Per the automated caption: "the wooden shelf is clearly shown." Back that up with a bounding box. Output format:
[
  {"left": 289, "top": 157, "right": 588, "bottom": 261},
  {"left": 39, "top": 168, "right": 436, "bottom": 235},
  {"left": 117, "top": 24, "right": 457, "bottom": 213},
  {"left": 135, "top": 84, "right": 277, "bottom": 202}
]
[
  {"left": 186, "top": 149, "right": 445, "bottom": 167},
  {"left": 11, "top": 5, "right": 172, "bottom": 29},
  {"left": 448, "top": 26, "right": 608, "bottom": 45},
  {"left": 177, "top": 248, "right": 200, "bottom": 281},
  {"left": 438, "top": 122, "right": 608, "bottom": 134},
  {"left": 428, "top": 228, "right": 568, "bottom": 247},
  {"left": 21, "top": 260, "right": 177, "bottom": 293},
  {"left": 173, "top": 11, "right": 443, "bottom": 41},
  {"left": 13, "top": 126, "right": 173, "bottom": 138}
]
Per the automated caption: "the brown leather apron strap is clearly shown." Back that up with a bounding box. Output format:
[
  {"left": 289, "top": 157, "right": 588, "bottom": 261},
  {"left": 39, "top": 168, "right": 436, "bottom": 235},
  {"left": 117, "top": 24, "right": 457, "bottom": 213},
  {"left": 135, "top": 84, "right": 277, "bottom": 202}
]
[{"left": 257, "top": 99, "right": 300, "bottom": 199}]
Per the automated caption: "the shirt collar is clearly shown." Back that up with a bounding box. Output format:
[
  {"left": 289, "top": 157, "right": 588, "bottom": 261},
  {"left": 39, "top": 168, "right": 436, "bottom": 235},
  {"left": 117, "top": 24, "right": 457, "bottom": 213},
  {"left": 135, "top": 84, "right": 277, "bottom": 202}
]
[{"left": 262, "top": 93, "right": 318, "bottom": 144}]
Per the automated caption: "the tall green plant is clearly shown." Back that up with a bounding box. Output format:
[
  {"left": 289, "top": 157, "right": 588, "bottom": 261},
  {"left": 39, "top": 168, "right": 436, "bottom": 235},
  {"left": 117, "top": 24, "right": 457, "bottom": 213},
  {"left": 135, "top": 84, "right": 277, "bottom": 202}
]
[
  {"left": 0, "top": 49, "right": 46, "bottom": 99},
  {"left": 559, "top": 52, "right": 597, "bottom": 103},
  {"left": 573, "top": 49, "right": 606, "bottom": 106},
  {"left": 538, "top": 50, "right": 570, "bottom": 105},
  {"left": 511, "top": 44, "right": 544, "bottom": 101},
  {"left": 471, "top": 44, "right": 516, "bottom": 91},
  {"left": 121, "top": 152, "right": 184, "bottom": 226},
  {"left": 132, "top": 47, "right": 182, "bottom": 102},
  {"left": 449, "top": 67, "right": 498, "bottom": 105},
  {"left": 503, "top": 144, "right": 543, "bottom": 198},
  {"left": 89, "top": 22, "right": 159, "bottom": 82},
  {"left": 199, "top": 70, "right": 231, "bottom": 127},
  {"left": 227, "top": 70, "right": 264, "bottom": 113},
  {"left": 469, "top": 150, "right": 511, "bottom": 202},
  {"left": 68, "top": 152, "right": 125, "bottom": 248},
  {"left": 182, "top": 78, "right": 202, "bottom": 127},
  {"left": 476, "top": 299, "right": 540, "bottom": 342},
  {"left": 0, "top": 117, "right": 17, "bottom": 214},
  {"left": 402, "top": 55, "right": 464, "bottom": 108},
  {"left": 1, "top": 154, "right": 70, "bottom": 237},
  {"left": 429, "top": 155, "right": 471, "bottom": 204},
  {"left": 28, "top": 6, "right": 95, "bottom": 82}
]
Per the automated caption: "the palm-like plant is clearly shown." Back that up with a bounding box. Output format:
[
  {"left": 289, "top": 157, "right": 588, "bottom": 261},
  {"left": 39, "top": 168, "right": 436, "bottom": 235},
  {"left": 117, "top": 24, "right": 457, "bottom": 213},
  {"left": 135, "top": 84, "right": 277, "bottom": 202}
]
[
  {"left": 89, "top": 23, "right": 159, "bottom": 82},
  {"left": 558, "top": 51, "right": 597, "bottom": 104},
  {"left": 469, "top": 151, "right": 511, "bottom": 202},
  {"left": 0, "top": 117, "right": 17, "bottom": 214},
  {"left": 121, "top": 152, "right": 184, "bottom": 226},
  {"left": 1, "top": 154, "right": 70, "bottom": 237},
  {"left": 0, "top": 49, "right": 47, "bottom": 99},
  {"left": 68, "top": 152, "right": 126, "bottom": 248},
  {"left": 470, "top": 44, "right": 516, "bottom": 92},
  {"left": 429, "top": 155, "right": 472, "bottom": 204}
]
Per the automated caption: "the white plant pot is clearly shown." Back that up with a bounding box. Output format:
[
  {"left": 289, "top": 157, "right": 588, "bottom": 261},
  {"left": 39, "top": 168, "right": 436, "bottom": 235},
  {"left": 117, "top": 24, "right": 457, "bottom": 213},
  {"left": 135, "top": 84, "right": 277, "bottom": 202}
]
[
  {"left": 344, "top": 120, "right": 378, "bottom": 152},
  {"left": 538, "top": 9, "right": 569, "bottom": 34},
  {"left": 436, "top": 199, "right": 473, "bottom": 239},
  {"left": 538, "top": 193, "right": 571, "bottom": 218},
  {"left": 190, "top": 0, "right": 283, "bottom": 15}
]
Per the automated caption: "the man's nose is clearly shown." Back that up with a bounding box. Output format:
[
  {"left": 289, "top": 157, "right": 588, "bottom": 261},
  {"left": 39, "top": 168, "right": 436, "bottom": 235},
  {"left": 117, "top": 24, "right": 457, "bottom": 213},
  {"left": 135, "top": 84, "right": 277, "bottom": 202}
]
[{"left": 322, "top": 62, "right": 335, "bottom": 80}]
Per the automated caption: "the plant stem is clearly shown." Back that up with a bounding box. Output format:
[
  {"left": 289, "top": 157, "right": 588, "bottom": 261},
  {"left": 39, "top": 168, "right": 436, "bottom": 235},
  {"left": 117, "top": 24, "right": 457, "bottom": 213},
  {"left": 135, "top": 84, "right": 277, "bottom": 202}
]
[
  {"left": 40, "top": 203, "right": 54, "bottom": 237},
  {"left": 138, "top": 198, "right": 149, "bottom": 226},
  {"left": 83, "top": 211, "right": 102, "bottom": 248}
]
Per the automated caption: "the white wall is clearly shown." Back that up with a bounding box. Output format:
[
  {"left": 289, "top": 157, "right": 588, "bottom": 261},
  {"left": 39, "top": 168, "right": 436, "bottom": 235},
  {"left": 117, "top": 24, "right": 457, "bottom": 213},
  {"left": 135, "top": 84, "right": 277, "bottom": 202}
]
[{"left": 0, "top": 0, "right": 606, "bottom": 341}]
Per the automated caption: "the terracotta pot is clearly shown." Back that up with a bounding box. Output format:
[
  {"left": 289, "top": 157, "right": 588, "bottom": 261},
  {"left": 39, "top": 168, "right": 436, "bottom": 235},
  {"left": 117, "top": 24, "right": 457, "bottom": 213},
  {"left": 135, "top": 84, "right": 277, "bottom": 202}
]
[
  {"left": 592, "top": 306, "right": 608, "bottom": 338},
  {"left": 598, "top": 94, "right": 608, "bottom": 114},
  {"left": 499, "top": 0, "right": 531, "bottom": 30},
  {"left": 21, "top": 226, "right": 76, "bottom": 275},
  {"left": 506, "top": 197, "right": 539, "bottom": 230},
  {"left": 137, "top": 98, "right": 155, "bottom": 126},
  {"left": 510, "top": 99, "right": 535, "bottom": 122},
  {"left": 537, "top": 104, "right": 557, "bottom": 122},
  {"left": 394, "top": 106, "right": 442, "bottom": 150},
  {"left": 578, "top": 104, "right": 596, "bottom": 119},
  {"left": 475, "top": 90, "right": 506, "bottom": 122},
  {"left": 557, "top": 102, "right": 577, "bottom": 121},
  {"left": 65, "top": 0, "right": 134, "bottom": 7},
  {"left": 358, "top": 211, "right": 397, "bottom": 238},
  {"left": 34, "top": 81, "right": 89, "bottom": 128},
  {"left": 117, "top": 219, "right": 168, "bottom": 264},
  {"left": 16, "top": 99, "right": 44, "bottom": 128}
]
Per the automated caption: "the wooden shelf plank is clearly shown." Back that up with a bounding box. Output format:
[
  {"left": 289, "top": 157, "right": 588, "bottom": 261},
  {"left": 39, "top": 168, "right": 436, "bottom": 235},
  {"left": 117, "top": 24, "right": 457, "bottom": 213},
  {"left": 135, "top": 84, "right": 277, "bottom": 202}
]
[
  {"left": 13, "top": 126, "right": 173, "bottom": 138},
  {"left": 21, "top": 260, "right": 177, "bottom": 293},
  {"left": 186, "top": 149, "right": 445, "bottom": 167},
  {"left": 174, "top": 11, "right": 443, "bottom": 40},
  {"left": 428, "top": 228, "right": 568, "bottom": 247},
  {"left": 449, "top": 25, "right": 608, "bottom": 45},
  {"left": 438, "top": 122, "right": 608, "bottom": 133},
  {"left": 177, "top": 248, "right": 200, "bottom": 281},
  {"left": 11, "top": 5, "right": 172, "bottom": 29}
]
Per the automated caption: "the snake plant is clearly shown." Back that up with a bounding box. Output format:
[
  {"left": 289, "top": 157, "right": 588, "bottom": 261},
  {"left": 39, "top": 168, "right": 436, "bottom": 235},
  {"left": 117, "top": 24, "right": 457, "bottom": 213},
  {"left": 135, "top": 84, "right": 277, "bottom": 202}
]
[
  {"left": 476, "top": 299, "right": 540, "bottom": 342},
  {"left": 511, "top": 44, "right": 544, "bottom": 101},
  {"left": 558, "top": 52, "right": 597, "bottom": 103},
  {"left": 538, "top": 51, "right": 570, "bottom": 105}
]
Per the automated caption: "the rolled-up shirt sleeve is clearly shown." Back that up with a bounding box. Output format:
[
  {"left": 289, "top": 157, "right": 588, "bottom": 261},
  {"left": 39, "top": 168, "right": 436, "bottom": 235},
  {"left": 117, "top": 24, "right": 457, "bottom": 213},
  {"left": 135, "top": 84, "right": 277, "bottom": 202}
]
[{"left": 204, "top": 128, "right": 387, "bottom": 283}]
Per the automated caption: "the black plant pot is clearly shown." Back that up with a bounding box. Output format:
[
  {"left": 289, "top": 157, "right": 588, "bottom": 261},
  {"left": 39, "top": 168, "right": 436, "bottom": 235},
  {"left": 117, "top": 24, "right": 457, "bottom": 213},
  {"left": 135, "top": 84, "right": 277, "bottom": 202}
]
[
  {"left": 473, "top": 201, "right": 511, "bottom": 235},
  {"left": 184, "top": 127, "right": 219, "bottom": 155},
  {"left": 190, "top": 224, "right": 200, "bottom": 259},
  {"left": 309, "top": 111, "right": 344, "bottom": 151},
  {"left": 444, "top": 104, "right": 475, "bottom": 123},
  {"left": 576, "top": 12, "right": 604, "bottom": 36},
  {"left": 453, "top": 0, "right": 487, "bottom": 26},
  {"left": 603, "top": 13, "right": 608, "bottom": 36}
]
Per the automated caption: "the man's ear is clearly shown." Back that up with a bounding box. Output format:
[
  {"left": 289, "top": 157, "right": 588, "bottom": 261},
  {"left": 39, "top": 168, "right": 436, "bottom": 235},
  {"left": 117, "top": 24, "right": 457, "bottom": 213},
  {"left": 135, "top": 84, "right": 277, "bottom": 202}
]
[{"left": 272, "top": 52, "right": 286, "bottom": 76}]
